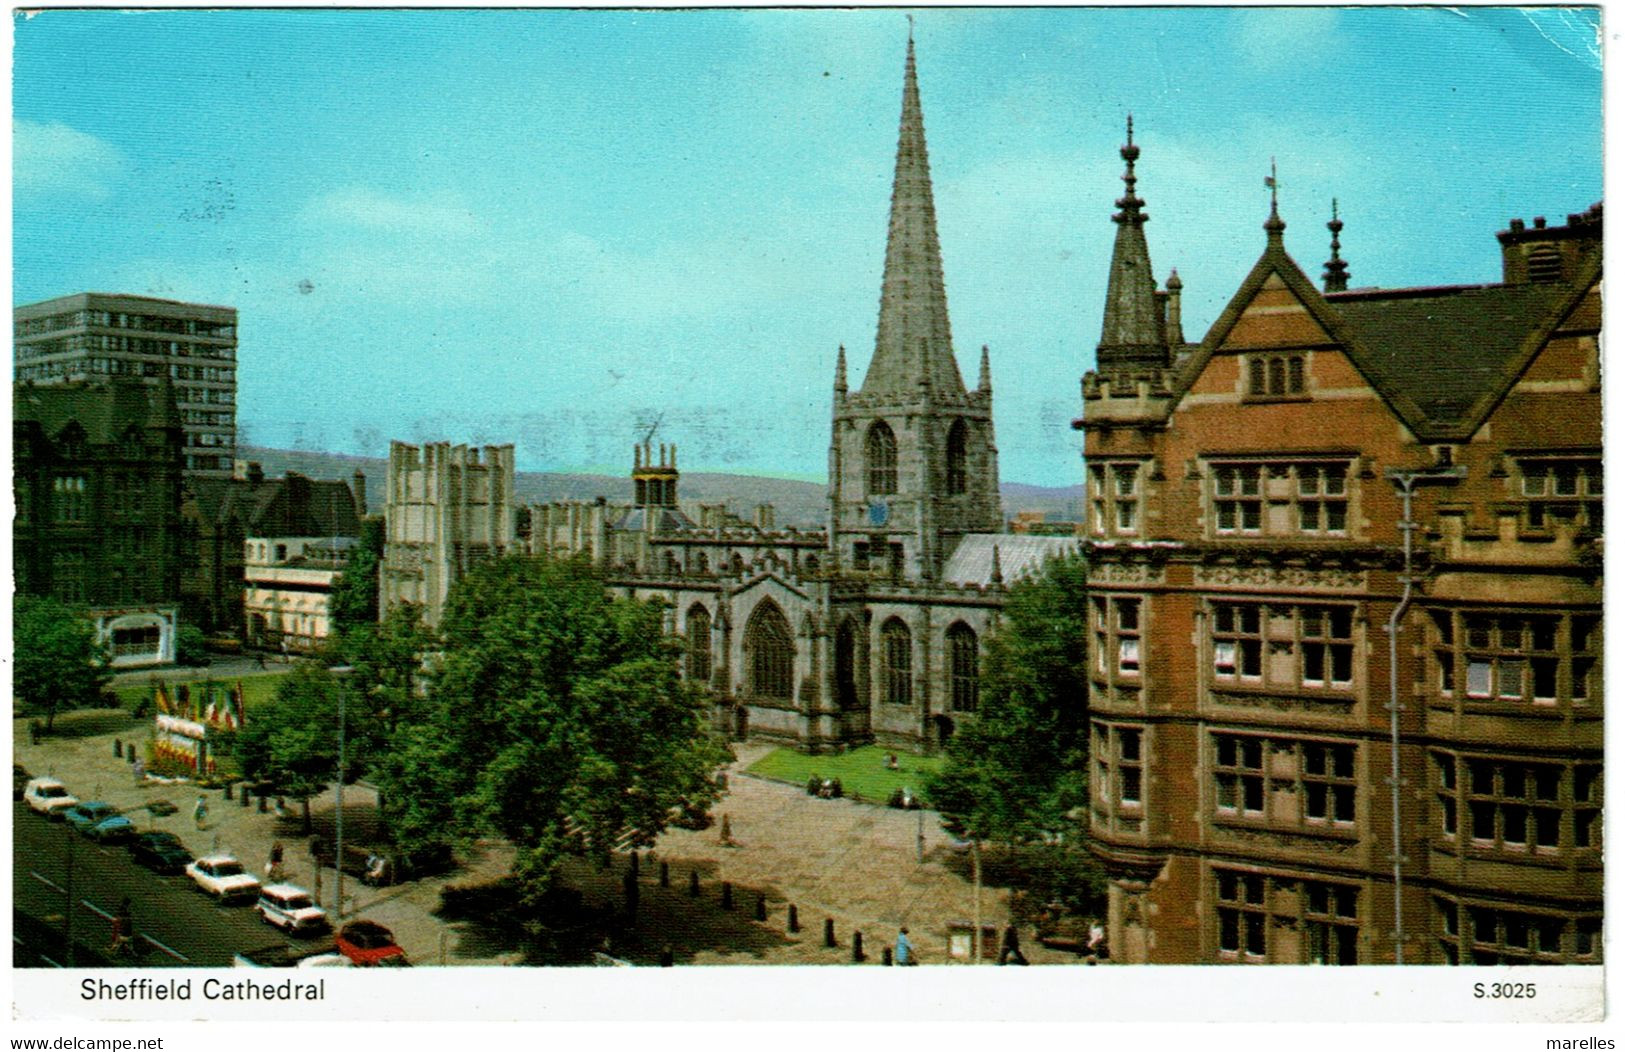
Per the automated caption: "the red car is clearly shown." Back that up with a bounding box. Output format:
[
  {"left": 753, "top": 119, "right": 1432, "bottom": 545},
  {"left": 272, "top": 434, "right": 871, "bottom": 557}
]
[{"left": 334, "top": 920, "right": 408, "bottom": 966}]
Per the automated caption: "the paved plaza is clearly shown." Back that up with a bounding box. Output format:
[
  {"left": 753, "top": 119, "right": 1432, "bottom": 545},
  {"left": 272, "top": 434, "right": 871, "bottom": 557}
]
[{"left": 15, "top": 710, "right": 1076, "bottom": 967}]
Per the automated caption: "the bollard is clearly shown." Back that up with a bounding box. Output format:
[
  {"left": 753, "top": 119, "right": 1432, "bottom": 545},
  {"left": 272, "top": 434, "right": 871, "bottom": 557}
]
[
  {"left": 883, "top": 947, "right": 893, "bottom": 966},
  {"left": 721, "top": 882, "right": 733, "bottom": 911},
  {"left": 660, "top": 945, "right": 674, "bottom": 968},
  {"left": 224, "top": 782, "right": 233, "bottom": 801},
  {"left": 788, "top": 905, "right": 800, "bottom": 933},
  {"left": 114, "top": 739, "right": 123, "bottom": 759},
  {"left": 688, "top": 871, "right": 700, "bottom": 897},
  {"left": 852, "top": 931, "right": 865, "bottom": 963},
  {"left": 241, "top": 789, "right": 251, "bottom": 808},
  {"left": 755, "top": 894, "right": 767, "bottom": 922},
  {"left": 659, "top": 861, "right": 669, "bottom": 888},
  {"left": 258, "top": 794, "right": 268, "bottom": 813},
  {"left": 824, "top": 918, "right": 836, "bottom": 948},
  {"left": 623, "top": 871, "right": 640, "bottom": 919}
]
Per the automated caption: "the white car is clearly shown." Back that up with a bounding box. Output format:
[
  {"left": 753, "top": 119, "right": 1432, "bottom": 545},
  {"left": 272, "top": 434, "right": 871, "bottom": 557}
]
[
  {"left": 186, "top": 855, "right": 262, "bottom": 903},
  {"left": 23, "top": 777, "right": 78, "bottom": 817},
  {"left": 256, "top": 884, "right": 328, "bottom": 934}
]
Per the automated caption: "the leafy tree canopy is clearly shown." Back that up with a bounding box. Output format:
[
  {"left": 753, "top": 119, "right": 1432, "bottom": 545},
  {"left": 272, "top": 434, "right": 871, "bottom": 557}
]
[
  {"left": 234, "top": 663, "right": 353, "bottom": 831},
  {"left": 376, "top": 553, "right": 730, "bottom": 890},
  {"left": 335, "top": 601, "right": 432, "bottom": 756},
  {"left": 14, "top": 594, "right": 111, "bottom": 731},
  {"left": 927, "top": 551, "right": 1091, "bottom": 844},
  {"left": 328, "top": 516, "right": 383, "bottom": 633}
]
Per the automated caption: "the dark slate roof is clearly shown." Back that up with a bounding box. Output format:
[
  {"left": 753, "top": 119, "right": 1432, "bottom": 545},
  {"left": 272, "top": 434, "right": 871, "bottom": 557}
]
[
  {"left": 941, "top": 534, "right": 1079, "bottom": 588},
  {"left": 1327, "top": 283, "right": 1564, "bottom": 426},
  {"left": 613, "top": 506, "right": 699, "bottom": 533},
  {"left": 13, "top": 380, "right": 174, "bottom": 443},
  {"left": 185, "top": 473, "right": 359, "bottom": 537}
]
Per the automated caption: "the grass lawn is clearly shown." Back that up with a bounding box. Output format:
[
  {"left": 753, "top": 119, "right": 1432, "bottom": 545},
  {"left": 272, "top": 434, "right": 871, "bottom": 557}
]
[
  {"left": 745, "top": 744, "right": 945, "bottom": 805},
  {"left": 112, "top": 670, "right": 291, "bottom": 714}
]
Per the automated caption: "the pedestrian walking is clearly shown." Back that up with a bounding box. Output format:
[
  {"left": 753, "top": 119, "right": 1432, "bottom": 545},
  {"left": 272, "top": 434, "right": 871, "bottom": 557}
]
[
  {"left": 895, "top": 927, "right": 914, "bottom": 966},
  {"left": 998, "top": 923, "right": 1028, "bottom": 966},
  {"left": 193, "top": 794, "right": 208, "bottom": 830},
  {"left": 109, "top": 897, "right": 133, "bottom": 955}
]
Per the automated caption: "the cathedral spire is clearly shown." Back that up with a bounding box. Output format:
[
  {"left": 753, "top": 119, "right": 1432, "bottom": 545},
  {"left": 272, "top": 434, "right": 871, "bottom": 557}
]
[
  {"left": 1097, "top": 115, "right": 1166, "bottom": 369},
  {"left": 861, "top": 34, "right": 965, "bottom": 398},
  {"left": 978, "top": 345, "right": 991, "bottom": 393},
  {"left": 834, "top": 344, "right": 848, "bottom": 394},
  {"left": 1323, "top": 198, "right": 1349, "bottom": 292}
]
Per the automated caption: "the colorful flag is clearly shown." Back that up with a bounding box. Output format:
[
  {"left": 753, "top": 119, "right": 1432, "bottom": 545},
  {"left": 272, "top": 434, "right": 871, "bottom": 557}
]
[{"left": 155, "top": 683, "right": 171, "bottom": 715}]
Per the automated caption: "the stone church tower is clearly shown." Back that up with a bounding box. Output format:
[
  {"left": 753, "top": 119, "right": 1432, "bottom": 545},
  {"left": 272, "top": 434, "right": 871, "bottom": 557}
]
[{"left": 827, "top": 36, "right": 1002, "bottom": 583}]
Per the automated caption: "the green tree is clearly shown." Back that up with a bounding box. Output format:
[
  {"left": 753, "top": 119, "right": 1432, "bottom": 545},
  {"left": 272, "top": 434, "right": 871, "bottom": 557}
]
[
  {"left": 234, "top": 663, "right": 352, "bottom": 834},
  {"left": 13, "top": 595, "right": 111, "bottom": 732},
  {"left": 337, "top": 602, "right": 431, "bottom": 757},
  {"left": 328, "top": 516, "right": 383, "bottom": 633},
  {"left": 376, "top": 553, "right": 730, "bottom": 895},
  {"left": 928, "top": 551, "right": 1091, "bottom": 844},
  {"left": 174, "top": 624, "right": 210, "bottom": 667}
]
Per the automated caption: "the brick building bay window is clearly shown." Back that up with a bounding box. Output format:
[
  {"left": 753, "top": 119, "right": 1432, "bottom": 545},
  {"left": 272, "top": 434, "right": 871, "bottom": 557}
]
[
  {"left": 1216, "top": 870, "right": 1359, "bottom": 964},
  {"left": 1209, "top": 459, "right": 1351, "bottom": 538},
  {"left": 1517, "top": 456, "right": 1602, "bottom": 536},
  {"left": 1432, "top": 610, "right": 1598, "bottom": 709},
  {"left": 1211, "top": 601, "right": 1354, "bottom": 693},
  {"left": 1093, "top": 721, "right": 1147, "bottom": 831},
  {"left": 1434, "top": 752, "right": 1600, "bottom": 856},
  {"left": 1213, "top": 732, "right": 1358, "bottom": 830},
  {"left": 1088, "top": 461, "right": 1144, "bottom": 538},
  {"left": 1091, "top": 595, "right": 1146, "bottom": 687},
  {"left": 1436, "top": 898, "right": 1601, "bottom": 965}
]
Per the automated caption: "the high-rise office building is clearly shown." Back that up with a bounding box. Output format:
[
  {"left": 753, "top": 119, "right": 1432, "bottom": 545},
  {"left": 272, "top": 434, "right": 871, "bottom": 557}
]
[{"left": 15, "top": 292, "right": 238, "bottom": 478}]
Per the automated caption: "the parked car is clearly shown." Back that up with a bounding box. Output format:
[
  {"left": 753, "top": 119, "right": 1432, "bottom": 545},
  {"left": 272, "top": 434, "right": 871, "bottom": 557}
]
[
  {"left": 233, "top": 941, "right": 351, "bottom": 968},
  {"left": 87, "top": 813, "right": 137, "bottom": 843},
  {"left": 256, "top": 884, "right": 329, "bottom": 935},
  {"left": 334, "top": 920, "right": 408, "bottom": 966},
  {"left": 129, "top": 831, "right": 194, "bottom": 874},
  {"left": 14, "top": 764, "right": 31, "bottom": 801},
  {"left": 23, "top": 777, "right": 78, "bottom": 818},
  {"left": 65, "top": 802, "right": 122, "bottom": 835},
  {"left": 185, "top": 854, "right": 262, "bottom": 903}
]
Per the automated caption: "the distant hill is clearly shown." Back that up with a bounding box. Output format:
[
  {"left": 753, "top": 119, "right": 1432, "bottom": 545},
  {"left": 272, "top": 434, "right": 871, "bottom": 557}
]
[{"left": 235, "top": 446, "right": 1083, "bottom": 529}]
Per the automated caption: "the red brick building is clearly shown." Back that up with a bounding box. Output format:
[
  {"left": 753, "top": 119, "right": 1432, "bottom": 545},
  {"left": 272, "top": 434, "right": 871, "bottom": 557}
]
[{"left": 1078, "top": 124, "right": 1601, "bottom": 964}]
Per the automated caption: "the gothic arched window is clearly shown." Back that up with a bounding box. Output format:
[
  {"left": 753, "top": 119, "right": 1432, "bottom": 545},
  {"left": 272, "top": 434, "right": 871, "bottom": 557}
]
[
  {"left": 745, "top": 601, "right": 794, "bottom": 701},
  {"left": 879, "top": 617, "right": 912, "bottom": 706},
  {"left": 866, "top": 422, "right": 898, "bottom": 496},
  {"left": 835, "top": 618, "right": 860, "bottom": 710},
  {"left": 686, "top": 605, "right": 712, "bottom": 684},
  {"left": 948, "top": 622, "right": 979, "bottom": 713},
  {"left": 946, "top": 419, "right": 969, "bottom": 496}
]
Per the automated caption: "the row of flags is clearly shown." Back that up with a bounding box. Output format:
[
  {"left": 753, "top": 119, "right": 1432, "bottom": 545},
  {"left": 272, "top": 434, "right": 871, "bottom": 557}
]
[{"left": 154, "top": 681, "right": 246, "bottom": 730}]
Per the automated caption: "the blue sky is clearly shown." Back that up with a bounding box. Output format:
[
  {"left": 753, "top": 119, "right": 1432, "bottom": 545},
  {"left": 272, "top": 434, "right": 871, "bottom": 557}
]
[{"left": 13, "top": 7, "right": 1601, "bottom": 487}]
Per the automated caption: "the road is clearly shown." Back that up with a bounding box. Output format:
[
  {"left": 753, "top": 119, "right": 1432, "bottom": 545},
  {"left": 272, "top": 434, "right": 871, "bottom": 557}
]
[{"left": 13, "top": 802, "right": 311, "bottom": 967}]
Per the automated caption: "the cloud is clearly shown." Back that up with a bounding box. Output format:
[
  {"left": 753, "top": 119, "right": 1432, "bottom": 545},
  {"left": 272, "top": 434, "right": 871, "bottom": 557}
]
[
  {"left": 1229, "top": 8, "right": 1343, "bottom": 72},
  {"left": 301, "top": 187, "right": 489, "bottom": 238},
  {"left": 14, "top": 119, "right": 125, "bottom": 201}
]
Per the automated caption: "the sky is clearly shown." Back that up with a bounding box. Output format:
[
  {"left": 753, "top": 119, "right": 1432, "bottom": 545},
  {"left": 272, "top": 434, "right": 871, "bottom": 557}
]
[{"left": 12, "top": 7, "right": 1602, "bottom": 487}]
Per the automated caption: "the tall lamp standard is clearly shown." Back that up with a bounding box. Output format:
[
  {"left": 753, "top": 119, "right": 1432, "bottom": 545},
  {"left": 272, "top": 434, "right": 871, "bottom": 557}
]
[{"left": 328, "top": 666, "right": 354, "bottom": 918}]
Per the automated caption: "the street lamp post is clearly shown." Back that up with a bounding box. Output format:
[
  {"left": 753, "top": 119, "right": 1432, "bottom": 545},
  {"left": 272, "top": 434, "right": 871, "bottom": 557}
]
[{"left": 335, "top": 673, "right": 347, "bottom": 918}]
